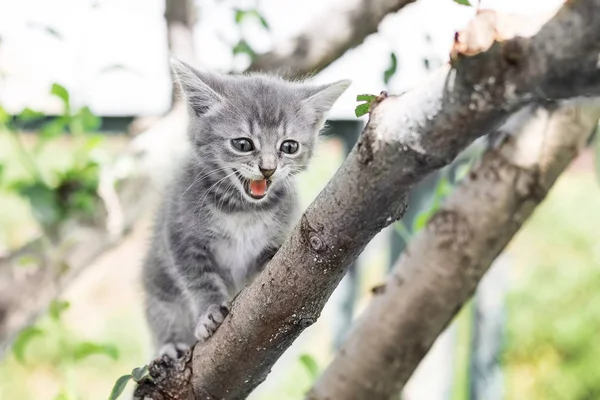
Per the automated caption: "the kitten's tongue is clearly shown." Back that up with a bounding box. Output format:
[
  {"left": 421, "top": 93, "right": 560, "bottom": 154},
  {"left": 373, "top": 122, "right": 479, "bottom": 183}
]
[{"left": 249, "top": 179, "right": 268, "bottom": 197}]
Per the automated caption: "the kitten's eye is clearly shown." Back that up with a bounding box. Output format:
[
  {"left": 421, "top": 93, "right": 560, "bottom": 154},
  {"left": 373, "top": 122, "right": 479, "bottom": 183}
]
[
  {"left": 231, "top": 138, "right": 255, "bottom": 152},
  {"left": 280, "top": 140, "right": 299, "bottom": 155}
]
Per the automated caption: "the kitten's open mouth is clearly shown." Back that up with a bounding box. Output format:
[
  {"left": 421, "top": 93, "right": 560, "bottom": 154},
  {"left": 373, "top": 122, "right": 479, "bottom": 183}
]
[
  {"left": 234, "top": 172, "right": 271, "bottom": 200},
  {"left": 244, "top": 178, "right": 271, "bottom": 199},
  {"left": 234, "top": 171, "right": 272, "bottom": 200}
]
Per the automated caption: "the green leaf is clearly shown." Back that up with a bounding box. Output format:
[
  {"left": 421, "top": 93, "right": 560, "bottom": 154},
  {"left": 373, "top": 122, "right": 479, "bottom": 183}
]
[
  {"left": 412, "top": 209, "right": 434, "bottom": 232},
  {"left": 234, "top": 9, "right": 245, "bottom": 24},
  {"left": 108, "top": 374, "right": 132, "bottom": 400},
  {"left": 355, "top": 103, "right": 370, "bottom": 118},
  {"left": 75, "top": 106, "right": 101, "bottom": 132},
  {"left": 453, "top": 0, "right": 472, "bottom": 5},
  {"left": 131, "top": 365, "right": 149, "bottom": 382},
  {"left": 18, "top": 107, "right": 45, "bottom": 122},
  {"left": 299, "top": 354, "right": 319, "bottom": 380},
  {"left": 73, "top": 342, "right": 119, "bottom": 362},
  {"left": 16, "top": 181, "right": 62, "bottom": 227},
  {"left": 40, "top": 117, "right": 68, "bottom": 140},
  {"left": 51, "top": 83, "right": 70, "bottom": 106},
  {"left": 12, "top": 326, "right": 44, "bottom": 364},
  {"left": 49, "top": 299, "right": 70, "bottom": 321},
  {"left": 0, "top": 163, "right": 5, "bottom": 184},
  {"left": 355, "top": 94, "right": 378, "bottom": 118},
  {"left": 383, "top": 52, "right": 398, "bottom": 85},
  {"left": 232, "top": 40, "right": 257, "bottom": 59},
  {"left": 356, "top": 94, "right": 377, "bottom": 102},
  {"left": 258, "top": 15, "right": 270, "bottom": 30},
  {"left": 234, "top": 9, "right": 269, "bottom": 30},
  {"left": 433, "top": 175, "right": 452, "bottom": 205}
]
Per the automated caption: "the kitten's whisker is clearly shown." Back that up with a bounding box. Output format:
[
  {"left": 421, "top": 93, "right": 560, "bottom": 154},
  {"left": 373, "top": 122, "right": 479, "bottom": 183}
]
[
  {"left": 196, "top": 170, "right": 237, "bottom": 213},
  {"left": 181, "top": 166, "right": 232, "bottom": 198}
]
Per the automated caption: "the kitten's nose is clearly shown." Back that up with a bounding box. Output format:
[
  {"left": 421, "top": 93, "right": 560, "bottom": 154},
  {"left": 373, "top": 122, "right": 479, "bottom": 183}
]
[{"left": 259, "top": 167, "right": 276, "bottom": 178}]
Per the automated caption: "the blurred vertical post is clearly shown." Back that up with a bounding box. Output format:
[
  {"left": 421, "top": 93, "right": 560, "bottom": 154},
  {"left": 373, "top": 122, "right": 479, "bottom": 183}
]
[{"left": 469, "top": 254, "right": 510, "bottom": 400}]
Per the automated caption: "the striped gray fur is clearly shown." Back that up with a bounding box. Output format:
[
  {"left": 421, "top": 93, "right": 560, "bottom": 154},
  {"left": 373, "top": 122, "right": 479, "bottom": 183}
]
[{"left": 142, "top": 60, "right": 350, "bottom": 358}]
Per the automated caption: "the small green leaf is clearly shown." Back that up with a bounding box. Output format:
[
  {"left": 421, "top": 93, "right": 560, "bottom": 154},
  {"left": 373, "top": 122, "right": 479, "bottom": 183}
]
[
  {"left": 355, "top": 103, "right": 370, "bottom": 118},
  {"left": 383, "top": 52, "right": 398, "bottom": 85},
  {"left": 258, "top": 15, "right": 270, "bottom": 30},
  {"left": 12, "top": 326, "right": 44, "bottom": 364},
  {"left": 16, "top": 182, "right": 62, "bottom": 227},
  {"left": 299, "top": 354, "right": 319, "bottom": 380},
  {"left": 49, "top": 299, "right": 70, "bottom": 321},
  {"left": 0, "top": 163, "right": 5, "bottom": 184},
  {"left": 73, "top": 342, "right": 119, "bottom": 362},
  {"left": 234, "top": 9, "right": 269, "bottom": 30},
  {"left": 453, "top": 0, "right": 472, "bottom": 5},
  {"left": 232, "top": 40, "right": 257, "bottom": 59},
  {"left": 76, "top": 106, "right": 101, "bottom": 132},
  {"left": 131, "top": 365, "right": 149, "bottom": 382},
  {"left": 412, "top": 209, "right": 434, "bottom": 232},
  {"left": 234, "top": 9, "right": 245, "bottom": 24},
  {"left": 40, "top": 117, "right": 68, "bottom": 140},
  {"left": 108, "top": 374, "right": 132, "bottom": 400},
  {"left": 356, "top": 94, "right": 377, "bottom": 102},
  {"left": 355, "top": 94, "right": 378, "bottom": 117},
  {"left": 433, "top": 175, "right": 452, "bottom": 205},
  {"left": 18, "top": 108, "right": 45, "bottom": 122},
  {"left": 51, "top": 83, "right": 70, "bottom": 106}
]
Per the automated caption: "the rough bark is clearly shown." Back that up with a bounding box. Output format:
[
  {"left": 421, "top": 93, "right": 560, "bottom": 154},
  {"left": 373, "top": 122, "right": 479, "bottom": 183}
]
[
  {"left": 309, "top": 101, "right": 600, "bottom": 400},
  {"left": 134, "top": 1, "right": 600, "bottom": 398},
  {"left": 247, "top": 0, "right": 417, "bottom": 78}
]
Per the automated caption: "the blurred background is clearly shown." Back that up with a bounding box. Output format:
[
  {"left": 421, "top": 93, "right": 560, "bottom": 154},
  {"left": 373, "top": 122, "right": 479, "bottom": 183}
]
[{"left": 0, "top": 0, "right": 599, "bottom": 399}]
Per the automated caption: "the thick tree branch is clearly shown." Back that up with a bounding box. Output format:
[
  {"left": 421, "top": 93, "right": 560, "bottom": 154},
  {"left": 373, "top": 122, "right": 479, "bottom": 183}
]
[
  {"left": 247, "top": 0, "right": 416, "bottom": 77},
  {"left": 134, "top": 1, "right": 600, "bottom": 398},
  {"left": 309, "top": 101, "right": 600, "bottom": 399}
]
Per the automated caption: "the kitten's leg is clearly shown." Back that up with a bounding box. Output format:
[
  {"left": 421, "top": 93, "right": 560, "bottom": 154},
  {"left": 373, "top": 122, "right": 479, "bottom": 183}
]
[
  {"left": 145, "top": 292, "right": 196, "bottom": 359},
  {"left": 174, "top": 252, "right": 232, "bottom": 342}
]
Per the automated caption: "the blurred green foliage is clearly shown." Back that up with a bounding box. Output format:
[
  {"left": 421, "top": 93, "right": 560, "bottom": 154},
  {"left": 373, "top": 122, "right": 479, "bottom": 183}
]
[
  {"left": 504, "top": 173, "right": 600, "bottom": 400},
  {"left": 0, "top": 83, "right": 104, "bottom": 240},
  {"left": 8, "top": 299, "right": 119, "bottom": 400}
]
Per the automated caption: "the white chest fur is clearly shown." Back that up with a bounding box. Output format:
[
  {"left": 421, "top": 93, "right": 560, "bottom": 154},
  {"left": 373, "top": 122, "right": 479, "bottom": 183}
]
[{"left": 211, "top": 210, "right": 284, "bottom": 291}]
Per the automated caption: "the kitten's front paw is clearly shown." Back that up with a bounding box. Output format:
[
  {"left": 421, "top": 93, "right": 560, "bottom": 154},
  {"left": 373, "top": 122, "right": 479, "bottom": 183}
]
[
  {"left": 157, "top": 342, "right": 191, "bottom": 360},
  {"left": 194, "top": 303, "right": 230, "bottom": 342}
]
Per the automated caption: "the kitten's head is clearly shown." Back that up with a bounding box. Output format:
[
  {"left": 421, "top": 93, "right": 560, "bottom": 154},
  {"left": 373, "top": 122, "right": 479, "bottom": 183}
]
[{"left": 172, "top": 60, "right": 350, "bottom": 204}]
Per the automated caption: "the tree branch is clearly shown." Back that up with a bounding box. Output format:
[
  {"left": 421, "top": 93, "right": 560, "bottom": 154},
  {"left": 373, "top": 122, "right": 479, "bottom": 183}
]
[
  {"left": 247, "top": 0, "right": 417, "bottom": 77},
  {"left": 309, "top": 101, "right": 600, "bottom": 399},
  {"left": 134, "top": 1, "right": 600, "bottom": 398}
]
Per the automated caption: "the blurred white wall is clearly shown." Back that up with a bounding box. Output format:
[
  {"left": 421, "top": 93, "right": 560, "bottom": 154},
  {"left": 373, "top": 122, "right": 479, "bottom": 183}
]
[{"left": 0, "top": 0, "right": 563, "bottom": 118}]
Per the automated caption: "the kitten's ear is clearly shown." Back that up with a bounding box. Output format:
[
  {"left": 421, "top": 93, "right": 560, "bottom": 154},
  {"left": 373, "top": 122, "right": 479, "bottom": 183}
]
[
  {"left": 171, "top": 59, "right": 224, "bottom": 116},
  {"left": 302, "top": 79, "right": 352, "bottom": 116}
]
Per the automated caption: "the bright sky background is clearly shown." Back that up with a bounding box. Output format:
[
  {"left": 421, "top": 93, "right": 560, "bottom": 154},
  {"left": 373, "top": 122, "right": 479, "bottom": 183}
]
[{"left": 0, "top": 0, "right": 564, "bottom": 119}]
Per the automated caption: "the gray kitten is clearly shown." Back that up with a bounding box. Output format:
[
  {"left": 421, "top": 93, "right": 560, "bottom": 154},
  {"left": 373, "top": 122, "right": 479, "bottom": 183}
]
[{"left": 142, "top": 60, "right": 350, "bottom": 358}]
